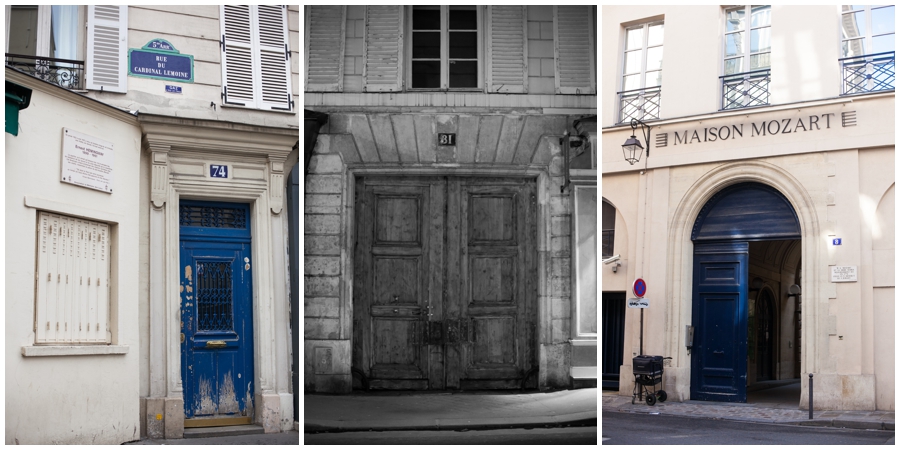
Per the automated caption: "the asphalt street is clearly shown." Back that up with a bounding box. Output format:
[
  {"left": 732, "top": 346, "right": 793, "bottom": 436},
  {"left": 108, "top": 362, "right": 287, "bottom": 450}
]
[
  {"left": 305, "top": 426, "right": 598, "bottom": 445},
  {"left": 603, "top": 411, "right": 894, "bottom": 445}
]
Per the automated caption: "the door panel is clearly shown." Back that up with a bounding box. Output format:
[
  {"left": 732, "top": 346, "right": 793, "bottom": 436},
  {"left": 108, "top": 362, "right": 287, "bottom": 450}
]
[
  {"left": 354, "top": 179, "right": 442, "bottom": 389},
  {"left": 691, "top": 242, "right": 748, "bottom": 402},
  {"left": 354, "top": 177, "right": 536, "bottom": 390}
]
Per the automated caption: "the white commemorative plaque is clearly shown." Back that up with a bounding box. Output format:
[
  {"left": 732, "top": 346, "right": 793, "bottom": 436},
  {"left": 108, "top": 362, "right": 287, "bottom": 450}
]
[
  {"left": 61, "top": 128, "right": 114, "bottom": 193},
  {"left": 830, "top": 265, "right": 858, "bottom": 282}
]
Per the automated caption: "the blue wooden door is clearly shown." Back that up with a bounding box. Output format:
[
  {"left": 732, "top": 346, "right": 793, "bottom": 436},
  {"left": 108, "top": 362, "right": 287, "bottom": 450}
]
[
  {"left": 691, "top": 241, "right": 748, "bottom": 402},
  {"left": 179, "top": 201, "right": 254, "bottom": 420}
]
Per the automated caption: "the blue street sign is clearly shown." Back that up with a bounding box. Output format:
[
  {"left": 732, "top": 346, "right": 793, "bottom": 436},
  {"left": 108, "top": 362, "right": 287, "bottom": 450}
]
[
  {"left": 128, "top": 39, "right": 194, "bottom": 83},
  {"left": 166, "top": 85, "right": 182, "bottom": 94}
]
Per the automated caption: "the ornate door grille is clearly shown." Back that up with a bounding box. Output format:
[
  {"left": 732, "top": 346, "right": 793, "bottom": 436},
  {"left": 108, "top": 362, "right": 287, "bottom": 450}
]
[
  {"left": 196, "top": 261, "right": 234, "bottom": 331},
  {"left": 180, "top": 205, "right": 247, "bottom": 229}
]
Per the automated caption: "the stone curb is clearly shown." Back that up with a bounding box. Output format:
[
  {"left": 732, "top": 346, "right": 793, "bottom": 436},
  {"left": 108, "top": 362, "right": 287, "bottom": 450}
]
[
  {"left": 305, "top": 411, "right": 597, "bottom": 433},
  {"left": 785, "top": 419, "right": 893, "bottom": 431}
]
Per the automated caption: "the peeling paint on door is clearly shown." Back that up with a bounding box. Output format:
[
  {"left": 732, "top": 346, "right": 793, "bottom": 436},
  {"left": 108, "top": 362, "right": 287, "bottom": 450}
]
[
  {"left": 218, "top": 373, "right": 240, "bottom": 414},
  {"left": 243, "top": 382, "right": 254, "bottom": 417},
  {"left": 196, "top": 377, "right": 216, "bottom": 415},
  {"left": 184, "top": 265, "right": 192, "bottom": 282}
]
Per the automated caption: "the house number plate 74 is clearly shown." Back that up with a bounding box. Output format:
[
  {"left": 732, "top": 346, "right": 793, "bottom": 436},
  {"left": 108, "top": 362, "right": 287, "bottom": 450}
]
[{"left": 210, "top": 165, "right": 228, "bottom": 178}]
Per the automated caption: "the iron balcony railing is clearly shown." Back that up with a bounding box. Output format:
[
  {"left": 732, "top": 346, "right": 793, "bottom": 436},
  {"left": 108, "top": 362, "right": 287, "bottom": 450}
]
[
  {"left": 617, "top": 86, "right": 661, "bottom": 124},
  {"left": 720, "top": 68, "right": 770, "bottom": 110},
  {"left": 840, "top": 51, "right": 895, "bottom": 95},
  {"left": 6, "top": 53, "right": 85, "bottom": 90}
]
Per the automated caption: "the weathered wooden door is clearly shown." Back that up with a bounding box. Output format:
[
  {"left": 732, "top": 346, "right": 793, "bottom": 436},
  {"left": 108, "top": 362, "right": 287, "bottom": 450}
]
[
  {"left": 353, "top": 177, "right": 537, "bottom": 390},
  {"left": 179, "top": 201, "right": 254, "bottom": 424}
]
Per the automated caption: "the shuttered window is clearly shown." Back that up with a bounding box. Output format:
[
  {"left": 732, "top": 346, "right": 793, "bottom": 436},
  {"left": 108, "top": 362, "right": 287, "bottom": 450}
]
[
  {"left": 221, "top": 5, "right": 294, "bottom": 111},
  {"left": 554, "top": 6, "right": 595, "bottom": 94},
  {"left": 85, "top": 5, "right": 127, "bottom": 93},
  {"left": 35, "top": 212, "right": 111, "bottom": 344},
  {"left": 487, "top": 6, "right": 527, "bottom": 93},
  {"left": 364, "top": 6, "right": 404, "bottom": 92},
  {"left": 305, "top": 5, "right": 346, "bottom": 92}
]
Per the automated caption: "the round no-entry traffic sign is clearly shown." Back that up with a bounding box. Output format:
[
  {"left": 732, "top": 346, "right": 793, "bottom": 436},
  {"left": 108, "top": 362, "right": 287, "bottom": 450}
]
[{"left": 633, "top": 278, "right": 647, "bottom": 298}]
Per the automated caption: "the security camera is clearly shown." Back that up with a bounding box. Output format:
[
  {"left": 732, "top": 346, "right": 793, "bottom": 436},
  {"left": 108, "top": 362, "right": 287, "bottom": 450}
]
[{"left": 602, "top": 255, "right": 620, "bottom": 264}]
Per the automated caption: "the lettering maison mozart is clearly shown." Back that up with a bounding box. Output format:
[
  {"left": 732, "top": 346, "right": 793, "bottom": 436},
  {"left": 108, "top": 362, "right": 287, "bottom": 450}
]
[{"left": 655, "top": 111, "right": 857, "bottom": 147}]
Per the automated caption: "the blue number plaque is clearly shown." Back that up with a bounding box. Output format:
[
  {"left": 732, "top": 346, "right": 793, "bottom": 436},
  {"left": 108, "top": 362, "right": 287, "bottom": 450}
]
[{"left": 210, "top": 165, "right": 229, "bottom": 178}]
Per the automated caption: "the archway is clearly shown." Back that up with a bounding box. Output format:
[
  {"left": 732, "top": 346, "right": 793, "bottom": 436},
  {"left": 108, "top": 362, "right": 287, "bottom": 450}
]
[{"left": 689, "top": 182, "right": 801, "bottom": 403}]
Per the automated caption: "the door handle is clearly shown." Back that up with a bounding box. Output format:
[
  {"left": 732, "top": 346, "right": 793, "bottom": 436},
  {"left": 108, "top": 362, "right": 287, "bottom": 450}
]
[
  {"left": 713, "top": 350, "right": 724, "bottom": 356},
  {"left": 206, "top": 340, "right": 227, "bottom": 348}
]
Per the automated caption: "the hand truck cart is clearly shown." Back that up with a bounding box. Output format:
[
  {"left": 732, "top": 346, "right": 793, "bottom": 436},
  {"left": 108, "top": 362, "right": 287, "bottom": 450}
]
[{"left": 632, "top": 355, "right": 672, "bottom": 406}]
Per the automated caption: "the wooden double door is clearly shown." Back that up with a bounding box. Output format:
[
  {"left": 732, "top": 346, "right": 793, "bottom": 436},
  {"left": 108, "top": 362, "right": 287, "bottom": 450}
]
[{"left": 353, "top": 176, "right": 537, "bottom": 390}]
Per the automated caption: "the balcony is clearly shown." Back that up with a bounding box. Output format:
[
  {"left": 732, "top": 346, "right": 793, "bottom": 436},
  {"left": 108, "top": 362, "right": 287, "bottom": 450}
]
[
  {"left": 6, "top": 54, "right": 84, "bottom": 90},
  {"left": 841, "top": 51, "right": 895, "bottom": 95},
  {"left": 720, "top": 68, "right": 770, "bottom": 110},
  {"left": 617, "top": 86, "right": 661, "bottom": 124}
]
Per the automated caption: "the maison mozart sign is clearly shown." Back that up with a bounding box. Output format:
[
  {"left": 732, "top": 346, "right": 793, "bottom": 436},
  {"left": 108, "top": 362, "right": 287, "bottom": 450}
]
[{"left": 654, "top": 111, "right": 857, "bottom": 148}]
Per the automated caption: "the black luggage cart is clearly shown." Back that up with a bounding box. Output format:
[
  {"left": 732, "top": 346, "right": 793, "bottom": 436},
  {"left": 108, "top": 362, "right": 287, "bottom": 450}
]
[{"left": 632, "top": 355, "right": 671, "bottom": 406}]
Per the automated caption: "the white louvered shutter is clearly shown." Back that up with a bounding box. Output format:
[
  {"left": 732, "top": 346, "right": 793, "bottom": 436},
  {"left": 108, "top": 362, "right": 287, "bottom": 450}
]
[
  {"left": 554, "top": 6, "right": 595, "bottom": 94},
  {"left": 85, "top": 5, "right": 128, "bottom": 93},
  {"left": 363, "top": 6, "right": 403, "bottom": 92},
  {"left": 305, "top": 6, "right": 345, "bottom": 92},
  {"left": 257, "top": 5, "right": 293, "bottom": 110},
  {"left": 221, "top": 5, "right": 255, "bottom": 106},
  {"left": 488, "top": 6, "right": 527, "bottom": 93}
]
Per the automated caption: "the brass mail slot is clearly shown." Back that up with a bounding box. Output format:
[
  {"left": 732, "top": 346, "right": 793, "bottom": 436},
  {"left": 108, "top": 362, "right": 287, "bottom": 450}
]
[{"left": 205, "top": 340, "right": 227, "bottom": 348}]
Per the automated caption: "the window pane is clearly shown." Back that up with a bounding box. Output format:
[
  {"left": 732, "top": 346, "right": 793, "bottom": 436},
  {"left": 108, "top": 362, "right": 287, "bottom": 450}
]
[
  {"left": 625, "top": 27, "right": 643, "bottom": 50},
  {"left": 725, "top": 57, "right": 743, "bottom": 75},
  {"left": 873, "top": 34, "right": 895, "bottom": 53},
  {"left": 623, "top": 50, "right": 642, "bottom": 74},
  {"left": 725, "top": 32, "right": 744, "bottom": 57},
  {"left": 725, "top": 8, "right": 745, "bottom": 32},
  {"left": 602, "top": 201, "right": 616, "bottom": 231},
  {"left": 648, "top": 23, "right": 664, "bottom": 46},
  {"left": 412, "top": 31, "right": 441, "bottom": 58},
  {"left": 646, "top": 46, "right": 663, "bottom": 71},
  {"left": 872, "top": 6, "right": 895, "bottom": 35},
  {"left": 750, "top": 52, "right": 770, "bottom": 70},
  {"left": 841, "top": 5, "right": 865, "bottom": 12},
  {"left": 449, "top": 31, "right": 477, "bottom": 59},
  {"left": 449, "top": 6, "right": 477, "bottom": 30},
  {"left": 412, "top": 61, "right": 441, "bottom": 88},
  {"left": 51, "top": 5, "right": 81, "bottom": 61},
  {"left": 842, "top": 38, "right": 866, "bottom": 57},
  {"left": 750, "top": 5, "right": 770, "bottom": 28},
  {"left": 449, "top": 60, "right": 477, "bottom": 88},
  {"left": 645, "top": 70, "right": 662, "bottom": 87},
  {"left": 413, "top": 7, "right": 441, "bottom": 30},
  {"left": 751, "top": 28, "right": 771, "bottom": 53},
  {"left": 8, "top": 5, "right": 39, "bottom": 56},
  {"left": 842, "top": 11, "right": 866, "bottom": 39},
  {"left": 622, "top": 74, "right": 640, "bottom": 91}
]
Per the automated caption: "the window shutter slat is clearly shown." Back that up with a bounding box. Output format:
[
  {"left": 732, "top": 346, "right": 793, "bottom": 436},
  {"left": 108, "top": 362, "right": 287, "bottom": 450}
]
[
  {"left": 306, "top": 6, "right": 345, "bottom": 92},
  {"left": 488, "top": 6, "right": 527, "bottom": 93},
  {"left": 257, "top": 5, "right": 293, "bottom": 110},
  {"left": 554, "top": 6, "right": 595, "bottom": 94},
  {"left": 364, "top": 6, "right": 403, "bottom": 92},
  {"left": 85, "top": 5, "right": 128, "bottom": 93},
  {"left": 221, "top": 5, "right": 255, "bottom": 105}
]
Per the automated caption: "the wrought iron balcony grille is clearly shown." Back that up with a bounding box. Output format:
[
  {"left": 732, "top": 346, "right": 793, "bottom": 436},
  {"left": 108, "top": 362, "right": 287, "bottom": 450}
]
[
  {"left": 617, "top": 86, "right": 661, "bottom": 124},
  {"left": 841, "top": 52, "right": 895, "bottom": 95},
  {"left": 6, "top": 54, "right": 84, "bottom": 90},
  {"left": 720, "top": 68, "right": 770, "bottom": 110}
]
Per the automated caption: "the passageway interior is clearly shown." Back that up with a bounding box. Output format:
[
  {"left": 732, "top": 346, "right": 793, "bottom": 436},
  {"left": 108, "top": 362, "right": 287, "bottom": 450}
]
[{"left": 746, "top": 239, "right": 802, "bottom": 407}]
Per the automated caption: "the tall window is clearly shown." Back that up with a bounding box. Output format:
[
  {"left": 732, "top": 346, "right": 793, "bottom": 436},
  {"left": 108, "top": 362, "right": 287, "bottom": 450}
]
[
  {"left": 6, "top": 5, "right": 86, "bottom": 89},
  {"left": 840, "top": 5, "right": 895, "bottom": 57},
  {"left": 602, "top": 200, "right": 616, "bottom": 258},
  {"left": 619, "top": 22, "right": 663, "bottom": 123},
  {"left": 410, "top": 6, "right": 480, "bottom": 89},
  {"left": 722, "top": 5, "right": 771, "bottom": 109}
]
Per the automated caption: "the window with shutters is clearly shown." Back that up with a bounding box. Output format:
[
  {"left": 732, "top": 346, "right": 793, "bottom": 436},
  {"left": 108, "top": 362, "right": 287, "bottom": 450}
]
[
  {"left": 408, "top": 5, "right": 482, "bottom": 90},
  {"left": 554, "top": 5, "right": 596, "bottom": 94},
  {"left": 5, "top": 5, "right": 87, "bottom": 90},
  {"left": 34, "top": 211, "right": 111, "bottom": 344},
  {"left": 221, "top": 5, "right": 294, "bottom": 111}
]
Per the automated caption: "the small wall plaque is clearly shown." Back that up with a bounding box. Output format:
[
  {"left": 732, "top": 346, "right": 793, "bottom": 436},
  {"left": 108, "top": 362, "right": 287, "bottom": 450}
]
[
  {"left": 438, "top": 133, "right": 456, "bottom": 146},
  {"left": 830, "top": 265, "right": 857, "bottom": 282},
  {"left": 209, "top": 164, "right": 229, "bottom": 178}
]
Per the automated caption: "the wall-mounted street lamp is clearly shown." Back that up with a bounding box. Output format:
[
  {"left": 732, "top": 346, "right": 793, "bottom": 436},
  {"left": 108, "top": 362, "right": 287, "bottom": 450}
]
[{"left": 622, "top": 118, "right": 651, "bottom": 166}]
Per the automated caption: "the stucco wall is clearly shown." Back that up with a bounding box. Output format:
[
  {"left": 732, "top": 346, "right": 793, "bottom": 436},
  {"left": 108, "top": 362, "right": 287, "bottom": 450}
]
[{"left": 5, "top": 80, "right": 142, "bottom": 444}]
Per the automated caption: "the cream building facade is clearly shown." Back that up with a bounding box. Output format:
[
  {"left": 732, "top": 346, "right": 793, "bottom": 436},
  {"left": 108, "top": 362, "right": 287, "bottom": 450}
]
[
  {"left": 6, "top": 5, "right": 299, "bottom": 443},
  {"left": 602, "top": 5, "right": 894, "bottom": 411}
]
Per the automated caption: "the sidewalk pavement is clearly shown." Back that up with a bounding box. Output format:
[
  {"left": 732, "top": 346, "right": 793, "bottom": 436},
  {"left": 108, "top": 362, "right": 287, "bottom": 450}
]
[
  {"left": 125, "top": 430, "right": 298, "bottom": 445},
  {"left": 603, "top": 381, "right": 894, "bottom": 431},
  {"left": 304, "top": 388, "right": 598, "bottom": 432}
]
